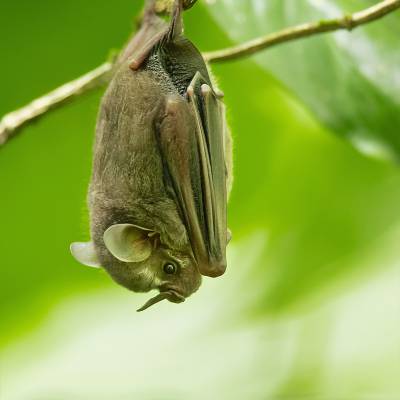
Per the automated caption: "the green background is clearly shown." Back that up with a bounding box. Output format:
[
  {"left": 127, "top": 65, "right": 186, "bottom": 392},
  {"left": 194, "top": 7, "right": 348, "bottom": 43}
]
[{"left": 1, "top": 1, "right": 399, "bottom": 399}]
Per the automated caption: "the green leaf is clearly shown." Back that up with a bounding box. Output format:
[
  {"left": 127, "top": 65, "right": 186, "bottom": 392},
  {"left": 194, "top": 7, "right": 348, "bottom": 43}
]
[{"left": 206, "top": 0, "right": 400, "bottom": 161}]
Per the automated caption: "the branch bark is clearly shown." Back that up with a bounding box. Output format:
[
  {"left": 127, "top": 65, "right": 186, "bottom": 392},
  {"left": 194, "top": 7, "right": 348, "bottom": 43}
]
[
  {"left": 0, "top": 63, "right": 112, "bottom": 145},
  {"left": 204, "top": 0, "right": 400, "bottom": 63},
  {"left": 1, "top": 0, "right": 399, "bottom": 146}
]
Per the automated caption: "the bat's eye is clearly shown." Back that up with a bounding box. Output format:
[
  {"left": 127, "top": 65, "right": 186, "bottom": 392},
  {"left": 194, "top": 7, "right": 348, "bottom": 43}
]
[{"left": 163, "top": 262, "right": 177, "bottom": 275}]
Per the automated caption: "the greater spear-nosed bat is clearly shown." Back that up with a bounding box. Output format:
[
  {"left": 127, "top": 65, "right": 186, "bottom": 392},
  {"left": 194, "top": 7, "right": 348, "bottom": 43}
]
[{"left": 71, "top": 0, "right": 232, "bottom": 311}]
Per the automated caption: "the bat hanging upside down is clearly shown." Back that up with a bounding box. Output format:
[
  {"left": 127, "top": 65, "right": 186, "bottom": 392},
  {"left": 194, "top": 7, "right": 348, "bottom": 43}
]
[{"left": 70, "top": 0, "right": 233, "bottom": 311}]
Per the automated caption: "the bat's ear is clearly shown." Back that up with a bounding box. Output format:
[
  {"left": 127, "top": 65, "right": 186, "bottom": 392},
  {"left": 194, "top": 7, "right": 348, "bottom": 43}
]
[
  {"left": 103, "top": 224, "right": 154, "bottom": 263},
  {"left": 70, "top": 242, "right": 101, "bottom": 268}
]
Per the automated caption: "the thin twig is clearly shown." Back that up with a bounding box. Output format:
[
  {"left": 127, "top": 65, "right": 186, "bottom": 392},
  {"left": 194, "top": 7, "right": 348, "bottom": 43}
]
[
  {"left": 204, "top": 0, "right": 400, "bottom": 62},
  {"left": 0, "top": 63, "right": 113, "bottom": 145},
  {"left": 1, "top": 0, "right": 399, "bottom": 146}
]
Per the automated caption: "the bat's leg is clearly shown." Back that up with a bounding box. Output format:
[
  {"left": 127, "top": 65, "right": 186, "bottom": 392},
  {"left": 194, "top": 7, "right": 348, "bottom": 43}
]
[
  {"left": 117, "top": 0, "right": 165, "bottom": 67},
  {"left": 128, "top": 0, "right": 185, "bottom": 70},
  {"left": 127, "top": 20, "right": 169, "bottom": 70}
]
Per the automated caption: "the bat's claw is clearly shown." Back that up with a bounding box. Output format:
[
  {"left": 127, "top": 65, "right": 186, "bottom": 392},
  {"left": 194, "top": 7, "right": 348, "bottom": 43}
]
[
  {"left": 201, "top": 83, "right": 212, "bottom": 95},
  {"left": 201, "top": 83, "right": 224, "bottom": 100}
]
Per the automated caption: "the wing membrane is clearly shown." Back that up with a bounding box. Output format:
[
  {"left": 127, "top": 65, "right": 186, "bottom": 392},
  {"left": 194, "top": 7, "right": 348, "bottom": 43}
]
[{"left": 157, "top": 72, "right": 228, "bottom": 277}]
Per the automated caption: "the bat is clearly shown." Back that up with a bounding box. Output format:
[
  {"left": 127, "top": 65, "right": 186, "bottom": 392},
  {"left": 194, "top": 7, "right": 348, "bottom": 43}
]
[{"left": 70, "top": 0, "right": 232, "bottom": 311}]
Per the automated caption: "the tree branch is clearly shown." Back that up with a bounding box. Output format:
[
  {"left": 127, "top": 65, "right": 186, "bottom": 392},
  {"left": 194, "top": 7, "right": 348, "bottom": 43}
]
[
  {"left": 1, "top": 0, "right": 399, "bottom": 146},
  {"left": 204, "top": 0, "right": 400, "bottom": 62},
  {"left": 0, "top": 63, "right": 113, "bottom": 145}
]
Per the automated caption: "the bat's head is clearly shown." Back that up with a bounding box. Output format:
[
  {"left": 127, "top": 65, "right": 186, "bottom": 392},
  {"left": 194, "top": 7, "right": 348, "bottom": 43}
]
[{"left": 70, "top": 223, "right": 202, "bottom": 311}]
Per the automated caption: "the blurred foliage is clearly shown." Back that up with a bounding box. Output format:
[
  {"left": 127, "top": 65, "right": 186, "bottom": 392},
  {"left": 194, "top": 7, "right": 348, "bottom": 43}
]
[
  {"left": 208, "top": 0, "right": 400, "bottom": 161},
  {"left": 0, "top": 1, "right": 399, "bottom": 399}
]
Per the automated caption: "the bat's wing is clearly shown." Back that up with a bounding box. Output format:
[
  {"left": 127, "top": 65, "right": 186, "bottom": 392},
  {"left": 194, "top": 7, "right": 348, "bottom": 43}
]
[{"left": 158, "top": 72, "right": 228, "bottom": 277}]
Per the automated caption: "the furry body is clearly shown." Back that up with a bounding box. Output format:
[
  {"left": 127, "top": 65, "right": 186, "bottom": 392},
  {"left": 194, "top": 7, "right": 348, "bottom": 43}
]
[{"left": 71, "top": 2, "right": 231, "bottom": 309}]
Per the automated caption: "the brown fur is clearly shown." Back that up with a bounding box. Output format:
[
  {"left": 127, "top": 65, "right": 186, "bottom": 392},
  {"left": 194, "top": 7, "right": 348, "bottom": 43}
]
[{"left": 73, "top": 1, "right": 232, "bottom": 308}]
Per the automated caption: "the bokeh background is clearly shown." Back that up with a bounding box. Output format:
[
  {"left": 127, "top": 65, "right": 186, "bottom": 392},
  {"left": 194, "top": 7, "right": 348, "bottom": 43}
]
[{"left": 1, "top": 0, "right": 399, "bottom": 399}]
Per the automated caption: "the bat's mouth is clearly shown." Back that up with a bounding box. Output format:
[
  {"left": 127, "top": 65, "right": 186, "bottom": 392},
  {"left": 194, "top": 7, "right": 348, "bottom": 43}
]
[{"left": 136, "top": 288, "right": 185, "bottom": 312}]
